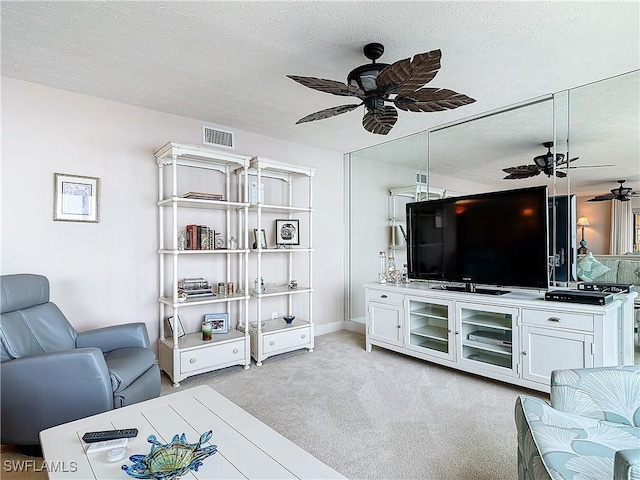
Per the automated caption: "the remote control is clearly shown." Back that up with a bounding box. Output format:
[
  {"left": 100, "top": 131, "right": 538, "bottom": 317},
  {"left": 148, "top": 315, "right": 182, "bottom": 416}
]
[
  {"left": 85, "top": 438, "right": 128, "bottom": 453},
  {"left": 82, "top": 428, "right": 138, "bottom": 443}
]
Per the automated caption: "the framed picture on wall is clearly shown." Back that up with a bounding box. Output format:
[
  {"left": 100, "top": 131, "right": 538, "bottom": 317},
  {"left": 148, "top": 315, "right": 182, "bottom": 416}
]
[
  {"left": 204, "top": 313, "right": 229, "bottom": 334},
  {"left": 275, "top": 219, "right": 299, "bottom": 246},
  {"left": 54, "top": 173, "right": 100, "bottom": 223}
]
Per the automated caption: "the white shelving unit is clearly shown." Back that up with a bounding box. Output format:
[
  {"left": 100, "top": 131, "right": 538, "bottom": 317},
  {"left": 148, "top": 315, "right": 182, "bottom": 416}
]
[
  {"left": 237, "top": 156, "right": 315, "bottom": 365},
  {"left": 154, "top": 142, "right": 252, "bottom": 387}
]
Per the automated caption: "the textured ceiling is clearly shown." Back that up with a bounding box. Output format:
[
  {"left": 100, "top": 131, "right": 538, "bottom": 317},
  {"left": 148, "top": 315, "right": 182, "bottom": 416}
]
[{"left": 1, "top": 1, "right": 639, "bottom": 193}]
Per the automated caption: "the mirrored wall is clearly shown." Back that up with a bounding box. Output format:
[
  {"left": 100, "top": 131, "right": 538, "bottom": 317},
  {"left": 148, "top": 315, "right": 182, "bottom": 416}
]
[{"left": 345, "top": 70, "right": 639, "bottom": 324}]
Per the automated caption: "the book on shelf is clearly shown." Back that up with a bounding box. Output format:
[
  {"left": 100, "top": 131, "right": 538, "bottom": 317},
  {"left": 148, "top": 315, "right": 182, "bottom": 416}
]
[
  {"left": 184, "top": 289, "right": 215, "bottom": 297},
  {"left": 182, "top": 191, "right": 224, "bottom": 201},
  {"left": 185, "top": 225, "right": 213, "bottom": 250},
  {"left": 178, "top": 278, "right": 210, "bottom": 290}
]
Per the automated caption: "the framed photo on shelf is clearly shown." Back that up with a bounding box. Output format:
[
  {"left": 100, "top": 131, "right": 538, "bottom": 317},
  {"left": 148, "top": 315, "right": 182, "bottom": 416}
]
[
  {"left": 165, "top": 315, "right": 185, "bottom": 337},
  {"left": 252, "top": 228, "right": 267, "bottom": 249},
  {"left": 275, "top": 219, "right": 299, "bottom": 246},
  {"left": 53, "top": 173, "right": 100, "bottom": 223},
  {"left": 204, "top": 313, "right": 229, "bottom": 334}
]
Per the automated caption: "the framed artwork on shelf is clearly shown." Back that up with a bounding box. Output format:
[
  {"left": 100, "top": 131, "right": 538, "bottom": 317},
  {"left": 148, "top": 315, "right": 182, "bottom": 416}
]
[
  {"left": 54, "top": 173, "right": 100, "bottom": 223},
  {"left": 165, "top": 315, "right": 185, "bottom": 337},
  {"left": 275, "top": 219, "right": 299, "bottom": 246},
  {"left": 204, "top": 313, "right": 229, "bottom": 334},
  {"left": 252, "top": 228, "right": 267, "bottom": 249}
]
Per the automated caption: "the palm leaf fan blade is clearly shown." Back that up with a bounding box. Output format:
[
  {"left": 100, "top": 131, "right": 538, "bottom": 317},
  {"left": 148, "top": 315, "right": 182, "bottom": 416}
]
[
  {"left": 362, "top": 106, "right": 398, "bottom": 135},
  {"left": 502, "top": 165, "right": 541, "bottom": 180},
  {"left": 295, "top": 104, "right": 362, "bottom": 124},
  {"left": 395, "top": 88, "right": 476, "bottom": 112},
  {"left": 286, "top": 75, "right": 364, "bottom": 98},
  {"left": 587, "top": 194, "right": 615, "bottom": 202},
  {"left": 376, "top": 50, "right": 442, "bottom": 95}
]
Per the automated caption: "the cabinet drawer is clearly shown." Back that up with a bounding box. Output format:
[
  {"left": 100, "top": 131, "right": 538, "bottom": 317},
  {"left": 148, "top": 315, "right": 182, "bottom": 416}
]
[
  {"left": 366, "top": 290, "right": 403, "bottom": 305},
  {"left": 263, "top": 327, "right": 311, "bottom": 354},
  {"left": 180, "top": 340, "right": 245, "bottom": 373},
  {"left": 522, "top": 309, "right": 593, "bottom": 331}
]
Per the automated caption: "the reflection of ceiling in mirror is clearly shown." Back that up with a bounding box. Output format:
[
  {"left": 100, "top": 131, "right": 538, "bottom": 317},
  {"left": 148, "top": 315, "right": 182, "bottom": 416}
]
[
  {"left": 566, "top": 72, "right": 640, "bottom": 195},
  {"left": 352, "top": 71, "right": 639, "bottom": 196}
]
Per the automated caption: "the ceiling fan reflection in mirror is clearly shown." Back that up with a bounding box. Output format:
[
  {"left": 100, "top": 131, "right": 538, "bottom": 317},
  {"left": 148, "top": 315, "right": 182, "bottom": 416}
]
[
  {"left": 502, "top": 141, "right": 612, "bottom": 180},
  {"left": 287, "top": 43, "right": 476, "bottom": 135},
  {"left": 587, "top": 180, "right": 640, "bottom": 202}
]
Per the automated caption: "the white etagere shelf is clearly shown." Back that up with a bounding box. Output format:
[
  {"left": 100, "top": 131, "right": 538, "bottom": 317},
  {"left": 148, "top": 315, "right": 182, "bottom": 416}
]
[
  {"left": 154, "top": 142, "right": 252, "bottom": 387},
  {"left": 235, "top": 156, "right": 316, "bottom": 365}
]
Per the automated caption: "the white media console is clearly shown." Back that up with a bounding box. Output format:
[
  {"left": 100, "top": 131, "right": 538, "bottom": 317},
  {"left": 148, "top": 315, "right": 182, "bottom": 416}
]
[{"left": 364, "top": 282, "right": 636, "bottom": 393}]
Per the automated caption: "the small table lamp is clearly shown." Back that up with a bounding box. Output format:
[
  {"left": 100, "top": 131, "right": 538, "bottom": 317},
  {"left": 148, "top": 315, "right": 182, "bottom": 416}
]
[{"left": 577, "top": 215, "right": 590, "bottom": 254}]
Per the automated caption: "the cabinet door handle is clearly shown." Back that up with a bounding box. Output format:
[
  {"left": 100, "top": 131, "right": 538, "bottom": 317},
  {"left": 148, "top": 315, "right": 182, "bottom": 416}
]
[
  {"left": 455, "top": 331, "right": 459, "bottom": 335},
  {"left": 381, "top": 295, "right": 388, "bottom": 298},
  {"left": 189, "top": 358, "right": 196, "bottom": 364},
  {"left": 232, "top": 349, "right": 239, "bottom": 354},
  {"left": 548, "top": 317, "right": 561, "bottom": 322},
  {"left": 522, "top": 351, "right": 527, "bottom": 355}
]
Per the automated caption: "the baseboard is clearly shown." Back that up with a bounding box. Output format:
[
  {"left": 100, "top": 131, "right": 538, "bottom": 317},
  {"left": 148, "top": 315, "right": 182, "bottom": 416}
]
[{"left": 312, "top": 320, "right": 365, "bottom": 336}]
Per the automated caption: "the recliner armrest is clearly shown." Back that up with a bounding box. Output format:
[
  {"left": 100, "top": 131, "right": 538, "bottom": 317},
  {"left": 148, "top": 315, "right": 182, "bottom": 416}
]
[
  {"left": 1, "top": 348, "right": 114, "bottom": 445},
  {"left": 614, "top": 449, "right": 640, "bottom": 480},
  {"left": 551, "top": 365, "right": 640, "bottom": 424},
  {"left": 76, "top": 322, "right": 151, "bottom": 352}
]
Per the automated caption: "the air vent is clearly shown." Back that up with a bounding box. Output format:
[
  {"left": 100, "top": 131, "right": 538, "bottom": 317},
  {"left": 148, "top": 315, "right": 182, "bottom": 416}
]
[{"left": 202, "top": 125, "right": 235, "bottom": 149}]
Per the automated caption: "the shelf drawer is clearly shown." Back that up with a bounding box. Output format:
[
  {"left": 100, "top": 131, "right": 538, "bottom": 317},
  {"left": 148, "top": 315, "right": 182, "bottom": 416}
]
[
  {"left": 262, "top": 326, "right": 311, "bottom": 354},
  {"left": 366, "top": 290, "right": 403, "bottom": 305},
  {"left": 522, "top": 309, "right": 593, "bottom": 331},
  {"left": 180, "top": 339, "right": 245, "bottom": 373}
]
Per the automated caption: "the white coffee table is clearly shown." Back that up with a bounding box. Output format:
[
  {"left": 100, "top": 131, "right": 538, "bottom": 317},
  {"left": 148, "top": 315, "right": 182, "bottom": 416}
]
[{"left": 40, "top": 385, "right": 345, "bottom": 479}]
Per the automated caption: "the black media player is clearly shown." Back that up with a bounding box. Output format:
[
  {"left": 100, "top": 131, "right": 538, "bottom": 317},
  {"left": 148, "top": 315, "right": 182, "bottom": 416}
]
[
  {"left": 577, "top": 282, "right": 634, "bottom": 294},
  {"left": 545, "top": 289, "right": 614, "bottom": 306}
]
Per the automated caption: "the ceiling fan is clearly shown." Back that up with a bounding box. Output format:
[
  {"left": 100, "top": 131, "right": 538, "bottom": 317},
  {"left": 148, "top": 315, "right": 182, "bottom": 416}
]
[
  {"left": 287, "top": 43, "right": 475, "bottom": 135},
  {"left": 502, "top": 141, "right": 611, "bottom": 180},
  {"left": 587, "top": 180, "right": 640, "bottom": 202}
]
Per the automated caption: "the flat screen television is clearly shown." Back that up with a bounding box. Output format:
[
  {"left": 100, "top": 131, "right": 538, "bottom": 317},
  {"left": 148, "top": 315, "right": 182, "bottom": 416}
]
[{"left": 406, "top": 186, "right": 549, "bottom": 290}]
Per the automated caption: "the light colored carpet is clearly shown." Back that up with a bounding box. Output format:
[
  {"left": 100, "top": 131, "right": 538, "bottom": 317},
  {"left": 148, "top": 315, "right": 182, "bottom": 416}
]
[
  {"left": 3, "top": 330, "right": 637, "bottom": 479},
  {"left": 160, "top": 330, "right": 544, "bottom": 480}
]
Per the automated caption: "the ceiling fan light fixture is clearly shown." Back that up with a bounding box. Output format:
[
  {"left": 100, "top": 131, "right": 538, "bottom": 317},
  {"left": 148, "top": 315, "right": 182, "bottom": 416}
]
[{"left": 347, "top": 64, "right": 389, "bottom": 92}]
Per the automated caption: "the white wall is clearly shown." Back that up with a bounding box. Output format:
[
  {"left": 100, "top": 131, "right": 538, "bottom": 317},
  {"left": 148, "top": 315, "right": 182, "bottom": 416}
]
[{"left": 1, "top": 78, "right": 344, "bottom": 349}]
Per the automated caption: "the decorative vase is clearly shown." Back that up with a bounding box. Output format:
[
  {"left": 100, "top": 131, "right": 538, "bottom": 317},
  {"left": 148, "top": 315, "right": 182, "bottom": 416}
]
[{"left": 378, "top": 252, "right": 387, "bottom": 284}]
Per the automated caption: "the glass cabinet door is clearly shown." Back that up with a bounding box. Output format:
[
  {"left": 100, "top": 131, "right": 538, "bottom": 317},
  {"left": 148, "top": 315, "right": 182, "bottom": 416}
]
[
  {"left": 457, "top": 302, "right": 518, "bottom": 376},
  {"left": 405, "top": 296, "right": 455, "bottom": 362}
]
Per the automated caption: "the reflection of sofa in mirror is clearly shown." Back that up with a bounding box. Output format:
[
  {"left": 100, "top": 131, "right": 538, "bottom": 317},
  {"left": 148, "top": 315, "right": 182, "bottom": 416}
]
[{"left": 577, "top": 253, "right": 640, "bottom": 332}]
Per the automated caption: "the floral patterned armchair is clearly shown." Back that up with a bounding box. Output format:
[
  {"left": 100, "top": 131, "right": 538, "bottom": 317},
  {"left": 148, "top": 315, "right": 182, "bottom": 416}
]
[{"left": 515, "top": 365, "right": 640, "bottom": 479}]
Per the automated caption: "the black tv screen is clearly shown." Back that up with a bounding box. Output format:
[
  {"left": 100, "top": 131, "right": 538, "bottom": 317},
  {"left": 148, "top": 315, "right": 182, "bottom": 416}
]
[{"left": 406, "top": 186, "right": 549, "bottom": 289}]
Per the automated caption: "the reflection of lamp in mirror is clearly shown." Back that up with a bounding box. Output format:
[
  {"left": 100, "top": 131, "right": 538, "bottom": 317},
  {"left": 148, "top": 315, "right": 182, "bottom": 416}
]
[{"left": 577, "top": 215, "right": 590, "bottom": 254}]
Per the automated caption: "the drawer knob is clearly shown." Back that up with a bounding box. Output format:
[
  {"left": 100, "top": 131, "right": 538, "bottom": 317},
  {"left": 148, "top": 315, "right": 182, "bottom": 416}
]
[
  {"left": 189, "top": 358, "right": 196, "bottom": 364},
  {"left": 233, "top": 348, "right": 238, "bottom": 354},
  {"left": 397, "top": 325, "right": 401, "bottom": 329},
  {"left": 270, "top": 341, "right": 275, "bottom": 346},
  {"left": 301, "top": 334, "right": 306, "bottom": 339},
  {"left": 522, "top": 351, "right": 527, "bottom": 356},
  {"left": 381, "top": 294, "right": 388, "bottom": 298},
  {"left": 548, "top": 317, "right": 561, "bottom": 322}
]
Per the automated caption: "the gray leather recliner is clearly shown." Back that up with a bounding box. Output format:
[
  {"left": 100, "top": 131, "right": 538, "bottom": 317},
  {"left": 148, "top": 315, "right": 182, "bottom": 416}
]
[{"left": 0, "top": 273, "right": 161, "bottom": 446}]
